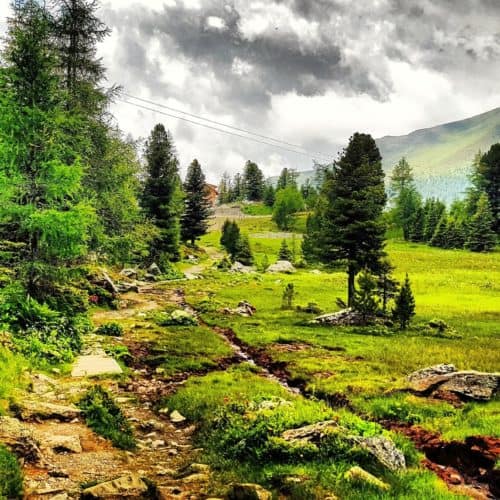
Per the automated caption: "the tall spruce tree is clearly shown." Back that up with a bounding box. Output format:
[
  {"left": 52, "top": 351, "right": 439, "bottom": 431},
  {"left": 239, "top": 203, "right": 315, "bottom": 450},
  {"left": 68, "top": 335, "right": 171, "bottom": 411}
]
[
  {"left": 409, "top": 205, "right": 425, "bottom": 242},
  {"left": 430, "top": 212, "right": 448, "bottom": 248},
  {"left": 220, "top": 219, "right": 240, "bottom": 259},
  {"left": 277, "top": 167, "right": 298, "bottom": 190},
  {"left": 465, "top": 193, "right": 496, "bottom": 252},
  {"left": 243, "top": 161, "right": 264, "bottom": 201},
  {"left": 218, "top": 172, "right": 231, "bottom": 205},
  {"left": 312, "top": 133, "right": 387, "bottom": 306},
  {"left": 263, "top": 182, "right": 276, "bottom": 207},
  {"left": 141, "top": 124, "right": 183, "bottom": 261},
  {"left": 423, "top": 198, "right": 445, "bottom": 242},
  {"left": 181, "top": 159, "right": 211, "bottom": 245}
]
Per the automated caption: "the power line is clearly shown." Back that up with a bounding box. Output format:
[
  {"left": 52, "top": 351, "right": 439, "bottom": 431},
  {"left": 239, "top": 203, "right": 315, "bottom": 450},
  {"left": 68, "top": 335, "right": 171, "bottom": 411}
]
[
  {"left": 121, "top": 92, "right": 333, "bottom": 161},
  {"left": 118, "top": 98, "right": 332, "bottom": 161}
]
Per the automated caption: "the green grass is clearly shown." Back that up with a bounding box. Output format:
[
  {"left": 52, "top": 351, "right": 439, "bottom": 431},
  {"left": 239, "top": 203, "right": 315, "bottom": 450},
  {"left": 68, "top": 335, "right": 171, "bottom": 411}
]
[
  {"left": 0, "top": 444, "right": 23, "bottom": 499},
  {"left": 181, "top": 228, "right": 499, "bottom": 442},
  {"left": 78, "top": 385, "right": 136, "bottom": 450},
  {"left": 241, "top": 203, "right": 273, "bottom": 216},
  {"left": 0, "top": 348, "right": 28, "bottom": 414},
  {"left": 165, "top": 365, "right": 462, "bottom": 499}
]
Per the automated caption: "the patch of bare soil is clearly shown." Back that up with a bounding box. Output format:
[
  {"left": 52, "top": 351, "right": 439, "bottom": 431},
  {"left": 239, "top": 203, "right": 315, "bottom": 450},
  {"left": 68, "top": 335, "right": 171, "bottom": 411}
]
[{"left": 383, "top": 422, "right": 500, "bottom": 499}]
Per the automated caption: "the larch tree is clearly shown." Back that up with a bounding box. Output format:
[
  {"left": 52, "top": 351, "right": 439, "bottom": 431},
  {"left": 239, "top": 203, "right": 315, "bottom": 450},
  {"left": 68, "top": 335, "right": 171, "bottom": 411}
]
[
  {"left": 181, "top": 159, "right": 212, "bottom": 246},
  {"left": 141, "top": 124, "right": 183, "bottom": 261}
]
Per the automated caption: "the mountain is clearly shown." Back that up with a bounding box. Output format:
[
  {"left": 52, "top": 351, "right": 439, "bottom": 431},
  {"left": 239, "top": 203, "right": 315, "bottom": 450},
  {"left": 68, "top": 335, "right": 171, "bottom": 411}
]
[{"left": 273, "top": 107, "right": 500, "bottom": 202}]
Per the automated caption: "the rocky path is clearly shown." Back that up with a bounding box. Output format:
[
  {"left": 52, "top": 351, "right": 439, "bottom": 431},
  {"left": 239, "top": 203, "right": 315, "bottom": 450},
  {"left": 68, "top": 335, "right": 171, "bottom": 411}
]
[{"left": 1, "top": 285, "right": 220, "bottom": 500}]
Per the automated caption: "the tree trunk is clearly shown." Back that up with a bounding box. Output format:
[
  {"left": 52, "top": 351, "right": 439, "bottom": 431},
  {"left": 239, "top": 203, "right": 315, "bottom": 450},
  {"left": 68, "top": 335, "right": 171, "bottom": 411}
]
[{"left": 347, "top": 264, "right": 356, "bottom": 307}]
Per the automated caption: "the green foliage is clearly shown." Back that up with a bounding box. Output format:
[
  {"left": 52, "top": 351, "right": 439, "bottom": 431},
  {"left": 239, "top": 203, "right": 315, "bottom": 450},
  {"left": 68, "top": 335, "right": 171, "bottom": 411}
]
[
  {"left": 263, "top": 183, "right": 276, "bottom": 207},
  {"left": 272, "top": 186, "right": 304, "bottom": 230},
  {"left": 156, "top": 309, "right": 198, "bottom": 327},
  {"left": 281, "top": 283, "right": 295, "bottom": 310},
  {"left": 243, "top": 161, "right": 264, "bottom": 201},
  {"left": 0, "top": 444, "right": 23, "bottom": 499},
  {"left": 181, "top": 159, "right": 212, "bottom": 245},
  {"left": 392, "top": 274, "right": 416, "bottom": 329},
  {"left": 309, "top": 133, "right": 387, "bottom": 306},
  {"left": 375, "top": 259, "right": 398, "bottom": 314},
  {"left": 423, "top": 198, "right": 445, "bottom": 242},
  {"left": 276, "top": 167, "right": 298, "bottom": 190},
  {"left": 352, "top": 271, "right": 380, "bottom": 321},
  {"left": 141, "top": 124, "right": 183, "bottom": 261},
  {"left": 78, "top": 385, "right": 136, "bottom": 450},
  {"left": 0, "top": 347, "right": 28, "bottom": 411},
  {"left": 278, "top": 239, "right": 293, "bottom": 261},
  {"left": 233, "top": 234, "right": 254, "bottom": 266},
  {"left": 96, "top": 322, "right": 123, "bottom": 337},
  {"left": 220, "top": 220, "right": 241, "bottom": 259},
  {"left": 480, "top": 143, "right": 500, "bottom": 234},
  {"left": 465, "top": 193, "right": 496, "bottom": 252}
]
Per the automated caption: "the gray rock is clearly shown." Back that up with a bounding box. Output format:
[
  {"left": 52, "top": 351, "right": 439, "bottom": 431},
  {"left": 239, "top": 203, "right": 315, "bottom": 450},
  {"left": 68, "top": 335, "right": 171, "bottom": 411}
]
[
  {"left": 407, "top": 364, "right": 499, "bottom": 401},
  {"left": 147, "top": 263, "right": 161, "bottom": 276},
  {"left": 407, "top": 364, "right": 457, "bottom": 392},
  {"left": 116, "top": 282, "right": 140, "bottom": 293},
  {"left": 311, "top": 308, "right": 365, "bottom": 326},
  {"left": 266, "top": 260, "right": 296, "bottom": 274},
  {"left": 228, "top": 483, "right": 272, "bottom": 500},
  {"left": 16, "top": 401, "right": 81, "bottom": 422},
  {"left": 230, "top": 261, "right": 254, "bottom": 274},
  {"left": 347, "top": 435, "right": 406, "bottom": 472},
  {"left": 30, "top": 373, "right": 57, "bottom": 395},
  {"left": 82, "top": 473, "right": 148, "bottom": 498},
  {"left": 282, "top": 420, "right": 340, "bottom": 445},
  {"left": 42, "top": 434, "right": 82, "bottom": 454},
  {"left": 71, "top": 355, "right": 123, "bottom": 378},
  {"left": 120, "top": 268, "right": 138, "bottom": 279},
  {"left": 90, "top": 269, "right": 118, "bottom": 294}
]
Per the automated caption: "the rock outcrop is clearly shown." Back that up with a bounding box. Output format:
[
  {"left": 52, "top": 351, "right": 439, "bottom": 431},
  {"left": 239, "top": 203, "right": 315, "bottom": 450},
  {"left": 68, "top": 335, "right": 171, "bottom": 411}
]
[
  {"left": 81, "top": 473, "right": 148, "bottom": 498},
  {"left": 228, "top": 483, "right": 272, "bottom": 500},
  {"left": 311, "top": 308, "right": 366, "bottom": 326},
  {"left": 407, "top": 364, "right": 499, "bottom": 401}
]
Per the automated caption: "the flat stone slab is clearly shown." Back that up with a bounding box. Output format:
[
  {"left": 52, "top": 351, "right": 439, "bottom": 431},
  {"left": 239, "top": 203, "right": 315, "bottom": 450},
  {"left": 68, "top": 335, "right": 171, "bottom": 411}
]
[{"left": 71, "top": 355, "right": 123, "bottom": 377}]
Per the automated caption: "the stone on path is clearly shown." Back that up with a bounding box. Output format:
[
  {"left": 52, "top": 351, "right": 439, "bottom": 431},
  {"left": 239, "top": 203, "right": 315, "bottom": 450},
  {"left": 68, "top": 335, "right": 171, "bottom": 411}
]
[
  {"left": 17, "top": 401, "right": 81, "bottom": 422},
  {"left": 42, "top": 434, "right": 82, "bottom": 454},
  {"left": 170, "top": 410, "right": 186, "bottom": 424},
  {"left": 71, "top": 354, "right": 123, "bottom": 377},
  {"left": 81, "top": 473, "right": 148, "bottom": 498},
  {"left": 228, "top": 483, "right": 272, "bottom": 500}
]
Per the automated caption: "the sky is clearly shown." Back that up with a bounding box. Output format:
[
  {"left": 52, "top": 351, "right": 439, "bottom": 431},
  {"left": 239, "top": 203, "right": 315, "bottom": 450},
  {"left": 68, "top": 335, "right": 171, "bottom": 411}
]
[{"left": 1, "top": 0, "right": 500, "bottom": 182}]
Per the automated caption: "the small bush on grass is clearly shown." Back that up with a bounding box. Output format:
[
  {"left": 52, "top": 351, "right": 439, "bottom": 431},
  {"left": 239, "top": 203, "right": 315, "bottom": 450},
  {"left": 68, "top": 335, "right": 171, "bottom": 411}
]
[
  {"left": 156, "top": 309, "right": 198, "bottom": 326},
  {"left": 96, "top": 322, "right": 123, "bottom": 336},
  {"left": 78, "top": 385, "right": 136, "bottom": 450},
  {"left": 0, "top": 444, "right": 23, "bottom": 499}
]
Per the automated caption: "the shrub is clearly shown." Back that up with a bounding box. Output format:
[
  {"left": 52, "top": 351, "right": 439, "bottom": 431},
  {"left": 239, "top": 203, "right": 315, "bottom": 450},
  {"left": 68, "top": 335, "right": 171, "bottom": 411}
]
[
  {"left": 156, "top": 309, "right": 198, "bottom": 326},
  {"left": 78, "top": 385, "right": 136, "bottom": 450},
  {"left": 296, "top": 303, "right": 323, "bottom": 315},
  {"left": 281, "top": 283, "right": 295, "bottom": 310},
  {"left": 392, "top": 274, "right": 416, "bottom": 329},
  {"left": 278, "top": 240, "right": 293, "bottom": 261},
  {"left": 96, "top": 322, "right": 123, "bottom": 337},
  {"left": 0, "top": 444, "right": 23, "bottom": 499},
  {"left": 233, "top": 235, "right": 254, "bottom": 266}
]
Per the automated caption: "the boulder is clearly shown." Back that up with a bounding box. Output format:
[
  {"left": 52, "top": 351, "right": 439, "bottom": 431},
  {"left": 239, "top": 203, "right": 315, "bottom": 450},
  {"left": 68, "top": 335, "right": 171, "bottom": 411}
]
[
  {"left": 281, "top": 421, "right": 405, "bottom": 472},
  {"left": 120, "top": 268, "right": 137, "bottom": 279},
  {"left": 228, "top": 483, "right": 272, "bottom": 500},
  {"left": 42, "top": 434, "right": 82, "bottom": 454},
  {"left": 311, "top": 308, "right": 365, "bottom": 326},
  {"left": 236, "top": 301, "right": 256, "bottom": 316},
  {"left": 0, "top": 416, "right": 44, "bottom": 462},
  {"left": 30, "top": 373, "right": 57, "bottom": 395},
  {"left": 266, "top": 260, "right": 296, "bottom": 274},
  {"left": 16, "top": 401, "right": 81, "bottom": 422},
  {"left": 147, "top": 263, "right": 161, "bottom": 276},
  {"left": 81, "top": 473, "right": 148, "bottom": 498},
  {"left": 407, "top": 364, "right": 458, "bottom": 392},
  {"left": 230, "top": 261, "right": 254, "bottom": 274},
  {"left": 407, "top": 364, "right": 499, "bottom": 401},
  {"left": 344, "top": 466, "right": 390, "bottom": 491},
  {"left": 347, "top": 435, "right": 406, "bottom": 472},
  {"left": 89, "top": 269, "right": 118, "bottom": 295}
]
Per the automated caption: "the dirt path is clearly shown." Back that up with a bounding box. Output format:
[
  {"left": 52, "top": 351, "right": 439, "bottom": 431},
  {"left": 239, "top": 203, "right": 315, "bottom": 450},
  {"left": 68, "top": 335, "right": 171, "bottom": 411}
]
[{"left": 17, "top": 286, "right": 217, "bottom": 500}]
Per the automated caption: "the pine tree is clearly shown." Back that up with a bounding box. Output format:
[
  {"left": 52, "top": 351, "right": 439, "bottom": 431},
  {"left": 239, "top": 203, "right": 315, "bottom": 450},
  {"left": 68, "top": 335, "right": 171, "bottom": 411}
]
[
  {"left": 263, "top": 183, "right": 276, "bottom": 207},
  {"left": 430, "top": 212, "right": 448, "bottom": 248},
  {"left": 445, "top": 217, "right": 466, "bottom": 249},
  {"left": 302, "top": 213, "right": 321, "bottom": 263},
  {"left": 375, "top": 259, "right": 399, "bottom": 314},
  {"left": 281, "top": 283, "right": 295, "bottom": 310},
  {"left": 242, "top": 161, "right": 264, "bottom": 201},
  {"left": 352, "top": 270, "right": 380, "bottom": 322},
  {"left": 233, "top": 234, "right": 253, "bottom": 265},
  {"left": 465, "top": 193, "right": 496, "bottom": 252},
  {"left": 231, "top": 172, "right": 243, "bottom": 201},
  {"left": 423, "top": 198, "right": 445, "bottom": 242},
  {"left": 141, "top": 124, "right": 183, "bottom": 261},
  {"left": 480, "top": 144, "right": 500, "bottom": 234},
  {"left": 392, "top": 274, "right": 416, "bottom": 329},
  {"left": 278, "top": 239, "right": 293, "bottom": 261},
  {"left": 312, "top": 133, "right": 387, "bottom": 306},
  {"left": 181, "top": 159, "right": 212, "bottom": 246},
  {"left": 409, "top": 205, "right": 425, "bottom": 242},
  {"left": 277, "top": 167, "right": 298, "bottom": 190},
  {"left": 220, "top": 220, "right": 240, "bottom": 259},
  {"left": 218, "top": 172, "right": 231, "bottom": 204}
]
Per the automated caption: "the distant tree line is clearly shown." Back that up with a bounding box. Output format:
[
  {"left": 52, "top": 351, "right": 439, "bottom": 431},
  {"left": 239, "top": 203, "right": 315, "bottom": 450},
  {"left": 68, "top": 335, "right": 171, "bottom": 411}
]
[{"left": 389, "top": 148, "right": 498, "bottom": 252}]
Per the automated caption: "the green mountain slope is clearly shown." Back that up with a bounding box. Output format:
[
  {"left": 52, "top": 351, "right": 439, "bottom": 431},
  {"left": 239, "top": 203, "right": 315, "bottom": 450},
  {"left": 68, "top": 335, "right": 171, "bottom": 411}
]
[{"left": 274, "top": 107, "right": 500, "bottom": 202}]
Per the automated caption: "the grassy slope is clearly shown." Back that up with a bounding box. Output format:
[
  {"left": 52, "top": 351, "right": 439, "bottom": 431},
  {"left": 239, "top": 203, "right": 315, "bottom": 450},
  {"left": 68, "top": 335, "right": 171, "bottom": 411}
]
[{"left": 188, "top": 216, "right": 499, "bottom": 441}]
